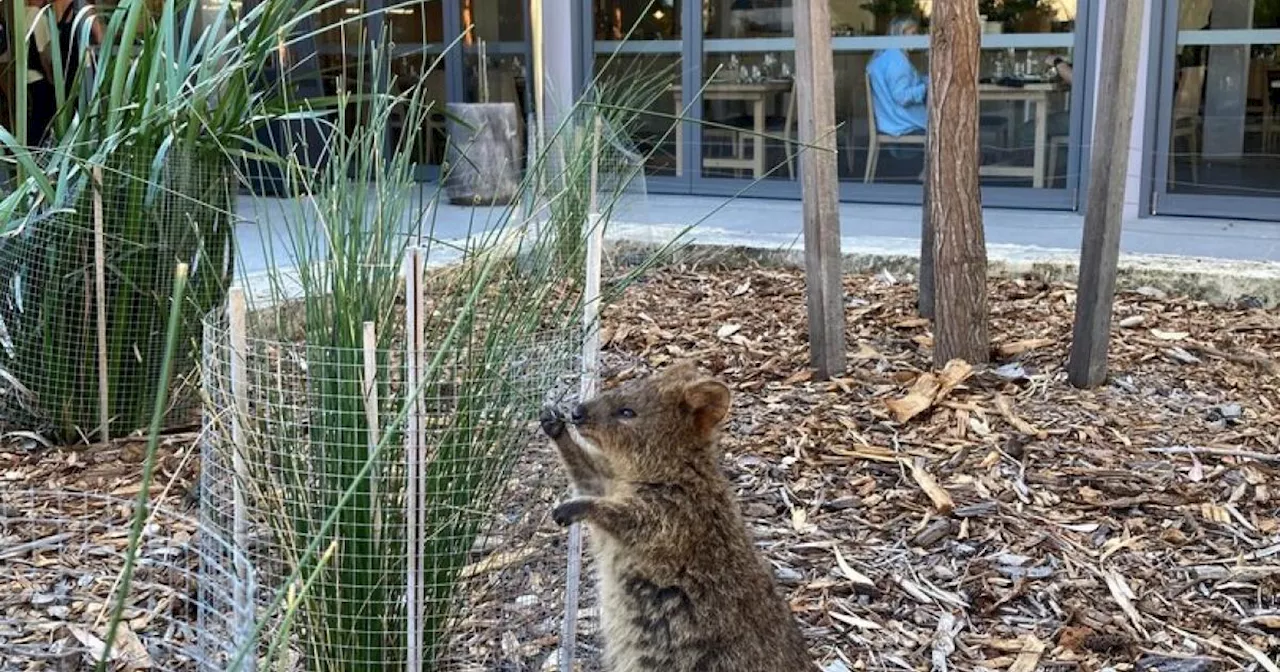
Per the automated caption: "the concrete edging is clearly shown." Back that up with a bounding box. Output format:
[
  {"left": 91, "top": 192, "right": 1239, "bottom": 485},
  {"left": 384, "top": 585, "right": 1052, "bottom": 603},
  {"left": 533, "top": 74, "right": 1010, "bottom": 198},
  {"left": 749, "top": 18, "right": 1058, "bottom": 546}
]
[{"left": 606, "top": 223, "right": 1280, "bottom": 308}]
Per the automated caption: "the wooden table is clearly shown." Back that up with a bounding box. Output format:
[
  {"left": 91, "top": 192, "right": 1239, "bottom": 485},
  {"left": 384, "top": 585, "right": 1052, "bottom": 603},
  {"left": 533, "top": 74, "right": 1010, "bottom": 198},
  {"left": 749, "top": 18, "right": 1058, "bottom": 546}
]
[
  {"left": 978, "top": 82, "right": 1060, "bottom": 188},
  {"left": 671, "top": 79, "right": 793, "bottom": 179}
]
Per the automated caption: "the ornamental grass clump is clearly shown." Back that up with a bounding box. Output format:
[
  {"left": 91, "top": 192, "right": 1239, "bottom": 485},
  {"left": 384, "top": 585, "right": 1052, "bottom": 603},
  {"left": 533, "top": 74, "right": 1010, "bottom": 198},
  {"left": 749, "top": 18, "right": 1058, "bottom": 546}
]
[
  {"left": 0, "top": 0, "right": 343, "bottom": 440},
  {"left": 199, "top": 40, "right": 689, "bottom": 670}
]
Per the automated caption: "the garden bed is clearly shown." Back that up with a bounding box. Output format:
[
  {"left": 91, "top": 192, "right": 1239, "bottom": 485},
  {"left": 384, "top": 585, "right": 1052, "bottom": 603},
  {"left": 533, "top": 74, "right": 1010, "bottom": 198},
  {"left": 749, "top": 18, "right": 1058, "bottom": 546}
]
[{"left": 3, "top": 261, "right": 1279, "bottom": 671}]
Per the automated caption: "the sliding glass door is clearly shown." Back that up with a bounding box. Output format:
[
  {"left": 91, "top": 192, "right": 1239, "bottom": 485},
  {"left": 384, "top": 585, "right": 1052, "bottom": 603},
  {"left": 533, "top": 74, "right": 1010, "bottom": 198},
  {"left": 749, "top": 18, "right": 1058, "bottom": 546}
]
[
  {"left": 307, "top": 0, "right": 530, "bottom": 181},
  {"left": 1148, "top": 0, "right": 1280, "bottom": 220}
]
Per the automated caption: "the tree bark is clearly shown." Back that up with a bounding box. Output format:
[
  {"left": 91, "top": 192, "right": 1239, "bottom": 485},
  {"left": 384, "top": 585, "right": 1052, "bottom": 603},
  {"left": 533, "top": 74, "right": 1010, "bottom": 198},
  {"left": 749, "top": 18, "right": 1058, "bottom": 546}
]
[{"left": 927, "top": 0, "right": 988, "bottom": 366}]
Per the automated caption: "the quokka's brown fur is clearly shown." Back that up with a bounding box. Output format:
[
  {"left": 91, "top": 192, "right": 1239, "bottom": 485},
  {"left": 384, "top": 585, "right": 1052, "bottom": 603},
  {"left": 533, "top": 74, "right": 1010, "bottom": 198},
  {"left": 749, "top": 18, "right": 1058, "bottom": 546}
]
[{"left": 540, "top": 361, "right": 814, "bottom": 672}]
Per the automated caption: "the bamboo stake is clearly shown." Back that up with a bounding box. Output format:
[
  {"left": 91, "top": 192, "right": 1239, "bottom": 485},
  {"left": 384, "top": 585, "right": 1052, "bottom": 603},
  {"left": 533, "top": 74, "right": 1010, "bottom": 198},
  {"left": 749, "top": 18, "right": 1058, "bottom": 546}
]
[
  {"left": 476, "top": 39, "right": 483, "bottom": 104},
  {"left": 530, "top": 0, "right": 545, "bottom": 149},
  {"left": 227, "top": 286, "right": 255, "bottom": 672},
  {"left": 362, "top": 321, "right": 382, "bottom": 542},
  {"left": 412, "top": 246, "right": 427, "bottom": 659},
  {"left": 559, "top": 114, "right": 605, "bottom": 672},
  {"left": 92, "top": 165, "right": 109, "bottom": 444},
  {"left": 403, "top": 251, "right": 421, "bottom": 672}
]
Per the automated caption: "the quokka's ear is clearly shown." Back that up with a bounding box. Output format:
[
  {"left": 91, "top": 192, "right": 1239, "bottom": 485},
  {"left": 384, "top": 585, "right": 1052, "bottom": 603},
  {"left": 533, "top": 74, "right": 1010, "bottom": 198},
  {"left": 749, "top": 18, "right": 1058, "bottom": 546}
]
[
  {"left": 663, "top": 359, "right": 700, "bottom": 382},
  {"left": 683, "top": 378, "right": 731, "bottom": 437}
]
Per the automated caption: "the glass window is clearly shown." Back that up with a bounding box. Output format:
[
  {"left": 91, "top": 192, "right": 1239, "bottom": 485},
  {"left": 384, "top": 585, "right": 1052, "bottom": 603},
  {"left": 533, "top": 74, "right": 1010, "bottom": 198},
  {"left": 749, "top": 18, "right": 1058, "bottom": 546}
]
[
  {"left": 596, "top": 0, "right": 681, "bottom": 40},
  {"left": 381, "top": 1, "right": 445, "bottom": 167},
  {"left": 461, "top": 0, "right": 527, "bottom": 106},
  {"left": 840, "top": 1, "right": 1079, "bottom": 189},
  {"left": 1163, "top": 0, "right": 1280, "bottom": 197},
  {"left": 593, "top": 0, "right": 683, "bottom": 177},
  {"left": 697, "top": 0, "right": 795, "bottom": 180}
]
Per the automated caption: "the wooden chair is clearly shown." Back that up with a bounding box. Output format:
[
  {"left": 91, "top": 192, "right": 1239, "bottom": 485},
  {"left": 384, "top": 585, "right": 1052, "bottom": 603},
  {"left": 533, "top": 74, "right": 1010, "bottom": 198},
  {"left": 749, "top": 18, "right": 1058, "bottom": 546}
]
[
  {"left": 863, "top": 77, "right": 925, "bottom": 183},
  {"left": 732, "top": 80, "right": 796, "bottom": 179}
]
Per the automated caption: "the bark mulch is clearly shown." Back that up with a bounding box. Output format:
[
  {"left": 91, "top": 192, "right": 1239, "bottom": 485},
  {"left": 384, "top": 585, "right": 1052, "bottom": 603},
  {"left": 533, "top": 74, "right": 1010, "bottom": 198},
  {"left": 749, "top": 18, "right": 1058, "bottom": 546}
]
[{"left": 3, "top": 262, "right": 1278, "bottom": 671}]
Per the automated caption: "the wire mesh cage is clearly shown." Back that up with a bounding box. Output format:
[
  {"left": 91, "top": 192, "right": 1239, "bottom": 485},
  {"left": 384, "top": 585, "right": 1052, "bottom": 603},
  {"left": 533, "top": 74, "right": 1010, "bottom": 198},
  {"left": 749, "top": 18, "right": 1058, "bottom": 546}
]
[
  {"left": 0, "top": 489, "right": 254, "bottom": 671},
  {"left": 0, "top": 145, "right": 235, "bottom": 443},
  {"left": 197, "top": 266, "right": 585, "bottom": 670}
]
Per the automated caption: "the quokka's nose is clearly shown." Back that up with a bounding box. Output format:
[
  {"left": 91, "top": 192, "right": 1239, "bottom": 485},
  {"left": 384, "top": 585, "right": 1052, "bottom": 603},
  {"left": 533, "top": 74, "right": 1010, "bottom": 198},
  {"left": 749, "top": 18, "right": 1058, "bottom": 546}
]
[{"left": 570, "top": 404, "right": 588, "bottom": 425}]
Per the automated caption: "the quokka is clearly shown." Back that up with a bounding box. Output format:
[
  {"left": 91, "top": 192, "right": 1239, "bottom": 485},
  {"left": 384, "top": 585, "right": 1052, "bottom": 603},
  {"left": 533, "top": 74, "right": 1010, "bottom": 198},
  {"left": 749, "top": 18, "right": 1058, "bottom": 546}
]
[{"left": 541, "top": 361, "right": 814, "bottom": 672}]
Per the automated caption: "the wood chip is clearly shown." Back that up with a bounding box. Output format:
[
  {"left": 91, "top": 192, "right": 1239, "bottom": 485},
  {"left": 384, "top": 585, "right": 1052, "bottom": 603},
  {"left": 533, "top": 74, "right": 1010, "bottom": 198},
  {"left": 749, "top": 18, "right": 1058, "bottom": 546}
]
[
  {"left": 1007, "top": 636, "right": 1046, "bottom": 672},
  {"left": 907, "top": 458, "right": 955, "bottom": 515},
  {"left": 885, "top": 359, "right": 974, "bottom": 423}
]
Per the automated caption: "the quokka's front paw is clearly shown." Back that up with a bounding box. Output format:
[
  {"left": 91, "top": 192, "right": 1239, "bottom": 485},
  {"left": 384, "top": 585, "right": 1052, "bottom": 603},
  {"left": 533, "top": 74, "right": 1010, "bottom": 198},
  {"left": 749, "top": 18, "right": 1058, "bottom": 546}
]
[
  {"left": 552, "top": 498, "right": 592, "bottom": 527},
  {"left": 540, "top": 406, "right": 566, "bottom": 439}
]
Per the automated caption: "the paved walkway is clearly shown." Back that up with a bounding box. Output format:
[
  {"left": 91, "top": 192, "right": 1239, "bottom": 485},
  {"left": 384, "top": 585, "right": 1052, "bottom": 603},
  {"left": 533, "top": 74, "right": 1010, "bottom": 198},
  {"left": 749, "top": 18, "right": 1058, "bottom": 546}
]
[{"left": 233, "top": 189, "right": 1280, "bottom": 283}]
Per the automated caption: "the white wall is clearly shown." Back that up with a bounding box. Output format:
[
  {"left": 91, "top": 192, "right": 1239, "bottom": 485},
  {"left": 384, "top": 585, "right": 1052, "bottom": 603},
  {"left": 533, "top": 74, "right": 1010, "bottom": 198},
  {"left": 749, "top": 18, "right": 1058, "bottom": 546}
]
[{"left": 1092, "top": 0, "right": 1154, "bottom": 219}]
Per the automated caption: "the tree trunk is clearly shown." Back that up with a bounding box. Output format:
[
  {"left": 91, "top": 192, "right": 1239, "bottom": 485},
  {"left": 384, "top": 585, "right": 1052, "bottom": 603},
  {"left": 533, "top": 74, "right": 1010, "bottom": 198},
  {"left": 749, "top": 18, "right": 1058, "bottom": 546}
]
[
  {"left": 927, "top": 0, "right": 988, "bottom": 366},
  {"left": 918, "top": 123, "right": 934, "bottom": 319}
]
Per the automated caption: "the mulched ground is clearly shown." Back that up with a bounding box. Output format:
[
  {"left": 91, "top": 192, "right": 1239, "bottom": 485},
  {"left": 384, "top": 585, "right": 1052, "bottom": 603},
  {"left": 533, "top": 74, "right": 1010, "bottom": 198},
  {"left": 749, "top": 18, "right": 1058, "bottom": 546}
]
[{"left": 3, "top": 261, "right": 1279, "bottom": 671}]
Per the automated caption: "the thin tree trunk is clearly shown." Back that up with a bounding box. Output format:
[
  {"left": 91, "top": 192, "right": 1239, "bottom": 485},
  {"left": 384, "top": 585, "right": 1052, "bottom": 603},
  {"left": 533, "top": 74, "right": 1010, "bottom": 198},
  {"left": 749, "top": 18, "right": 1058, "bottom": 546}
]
[
  {"left": 927, "top": 0, "right": 987, "bottom": 366},
  {"left": 919, "top": 124, "right": 934, "bottom": 319}
]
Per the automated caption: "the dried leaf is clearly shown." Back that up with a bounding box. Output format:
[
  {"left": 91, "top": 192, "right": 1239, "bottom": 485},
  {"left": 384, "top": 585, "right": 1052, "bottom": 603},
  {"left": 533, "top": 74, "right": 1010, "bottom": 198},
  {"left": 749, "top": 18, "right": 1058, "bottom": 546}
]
[
  {"left": 1007, "top": 636, "right": 1046, "bottom": 672},
  {"left": 1235, "top": 636, "right": 1280, "bottom": 672},
  {"left": 832, "top": 544, "right": 876, "bottom": 588},
  {"left": 829, "top": 610, "right": 882, "bottom": 631},
  {"left": 716, "top": 323, "right": 742, "bottom": 339},
  {"left": 1150, "top": 329, "right": 1190, "bottom": 341},
  {"left": 1104, "top": 569, "right": 1150, "bottom": 639}
]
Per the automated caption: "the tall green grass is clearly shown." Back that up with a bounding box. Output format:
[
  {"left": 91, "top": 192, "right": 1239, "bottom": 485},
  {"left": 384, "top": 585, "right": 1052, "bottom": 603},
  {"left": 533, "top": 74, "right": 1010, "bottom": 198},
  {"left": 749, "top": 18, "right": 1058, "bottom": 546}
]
[{"left": 212, "top": 28, "right": 693, "bottom": 669}]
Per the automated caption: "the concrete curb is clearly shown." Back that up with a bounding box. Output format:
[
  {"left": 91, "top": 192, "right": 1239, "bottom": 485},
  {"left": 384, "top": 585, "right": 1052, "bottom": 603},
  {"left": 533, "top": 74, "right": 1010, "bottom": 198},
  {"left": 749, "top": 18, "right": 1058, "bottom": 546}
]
[{"left": 606, "top": 223, "right": 1280, "bottom": 308}]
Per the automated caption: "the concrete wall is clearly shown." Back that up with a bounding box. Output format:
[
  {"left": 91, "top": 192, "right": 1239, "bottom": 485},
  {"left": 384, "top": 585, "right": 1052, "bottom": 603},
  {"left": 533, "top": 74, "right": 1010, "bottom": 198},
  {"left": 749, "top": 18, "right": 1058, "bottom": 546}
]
[
  {"left": 1093, "top": 0, "right": 1155, "bottom": 220},
  {"left": 538, "top": 0, "right": 578, "bottom": 129}
]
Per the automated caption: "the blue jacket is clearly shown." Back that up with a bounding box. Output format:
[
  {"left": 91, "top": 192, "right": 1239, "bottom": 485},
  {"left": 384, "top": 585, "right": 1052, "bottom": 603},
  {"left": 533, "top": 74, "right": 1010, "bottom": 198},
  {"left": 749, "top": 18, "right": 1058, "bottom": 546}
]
[{"left": 866, "top": 49, "right": 928, "bottom": 137}]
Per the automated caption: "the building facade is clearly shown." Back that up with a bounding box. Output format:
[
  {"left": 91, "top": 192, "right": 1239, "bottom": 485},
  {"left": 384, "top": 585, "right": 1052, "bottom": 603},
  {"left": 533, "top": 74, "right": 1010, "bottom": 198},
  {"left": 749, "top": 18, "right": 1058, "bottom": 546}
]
[{"left": 350, "top": 0, "right": 1280, "bottom": 222}]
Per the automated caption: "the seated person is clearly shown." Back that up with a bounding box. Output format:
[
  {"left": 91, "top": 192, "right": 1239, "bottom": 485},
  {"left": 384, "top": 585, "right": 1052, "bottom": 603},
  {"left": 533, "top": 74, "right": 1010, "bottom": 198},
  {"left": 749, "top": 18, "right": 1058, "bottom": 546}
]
[{"left": 866, "top": 16, "right": 927, "bottom": 137}]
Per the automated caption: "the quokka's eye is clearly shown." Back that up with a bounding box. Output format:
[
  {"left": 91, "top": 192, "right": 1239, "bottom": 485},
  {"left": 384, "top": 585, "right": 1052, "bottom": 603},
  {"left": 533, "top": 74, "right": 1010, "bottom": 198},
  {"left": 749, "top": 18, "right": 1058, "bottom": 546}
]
[{"left": 616, "top": 407, "right": 636, "bottom": 419}]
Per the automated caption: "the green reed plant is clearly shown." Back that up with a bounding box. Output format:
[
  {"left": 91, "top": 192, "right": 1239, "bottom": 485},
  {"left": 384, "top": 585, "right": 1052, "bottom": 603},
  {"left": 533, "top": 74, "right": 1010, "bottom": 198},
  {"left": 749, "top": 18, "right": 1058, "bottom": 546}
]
[{"left": 0, "top": 0, "right": 355, "bottom": 440}]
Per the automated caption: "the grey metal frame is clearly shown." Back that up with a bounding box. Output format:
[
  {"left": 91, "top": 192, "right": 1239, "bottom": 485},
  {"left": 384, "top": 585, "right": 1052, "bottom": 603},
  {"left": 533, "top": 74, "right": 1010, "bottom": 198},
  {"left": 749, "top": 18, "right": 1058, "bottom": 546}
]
[
  {"left": 584, "top": 1, "right": 1098, "bottom": 210},
  {"left": 1144, "top": 0, "right": 1280, "bottom": 221}
]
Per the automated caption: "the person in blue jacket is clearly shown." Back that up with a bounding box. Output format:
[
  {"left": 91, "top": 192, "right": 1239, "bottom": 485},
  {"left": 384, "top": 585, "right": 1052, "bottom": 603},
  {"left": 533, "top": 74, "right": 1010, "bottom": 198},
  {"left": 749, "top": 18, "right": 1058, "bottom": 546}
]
[{"left": 866, "top": 16, "right": 928, "bottom": 138}]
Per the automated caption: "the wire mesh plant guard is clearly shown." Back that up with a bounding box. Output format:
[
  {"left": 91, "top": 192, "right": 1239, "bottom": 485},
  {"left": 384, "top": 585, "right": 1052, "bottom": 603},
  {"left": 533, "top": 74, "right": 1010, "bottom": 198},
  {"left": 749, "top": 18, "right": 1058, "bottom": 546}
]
[
  {"left": 0, "top": 146, "right": 234, "bottom": 442},
  {"left": 0, "top": 489, "right": 255, "bottom": 672},
  {"left": 194, "top": 42, "right": 590, "bottom": 669},
  {"left": 199, "top": 285, "right": 580, "bottom": 669}
]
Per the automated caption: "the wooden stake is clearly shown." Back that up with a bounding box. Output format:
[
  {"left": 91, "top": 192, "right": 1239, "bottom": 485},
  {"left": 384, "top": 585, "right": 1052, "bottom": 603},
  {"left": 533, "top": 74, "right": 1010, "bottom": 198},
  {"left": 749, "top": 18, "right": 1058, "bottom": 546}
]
[
  {"left": 1068, "top": 0, "right": 1145, "bottom": 388},
  {"left": 559, "top": 115, "right": 605, "bottom": 672},
  {"left": 226, "top": 286, "right": 255, "bottom": 672},
  {"left": 362, "top": 321, "right": 382, "bottom": 542},
  {"left": 92, "top": 165, "right": 110, "bottom": 443},
  {"left": 928, "top": 0, "right": 988, "bottom": 367},
  {"left": 794, "top": 0, "right": 845, "bottom": 380},
  {"left": 403, "top": 251, "right": 421, "bottom": 672}
]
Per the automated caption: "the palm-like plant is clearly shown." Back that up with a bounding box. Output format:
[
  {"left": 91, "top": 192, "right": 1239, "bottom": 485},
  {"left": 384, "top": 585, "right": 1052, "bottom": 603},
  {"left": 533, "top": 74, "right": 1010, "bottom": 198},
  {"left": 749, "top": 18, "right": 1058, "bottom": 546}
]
[{"left": 0, "top": 0, "right": 348, "bottom": 440}]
